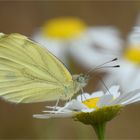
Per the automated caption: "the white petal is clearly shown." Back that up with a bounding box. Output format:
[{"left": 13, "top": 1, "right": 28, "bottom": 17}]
[
  {"left": 97, "top": 94, "right": 114, "bottom": 107},
  {"left": 109, "top": 89, "right": 140, "bottom": 105},
  {"left": 91, "top": 91, "right": 104, "bottom": 98},
  {"left": 77, "top": 93, "right": 91, "bottom": 102},
  {"left": 46, "top": 106, "right": 61, "bottom": 109},
  {"left": 42, "top": 100, "right": 88, "bottom": 116},
  {"left": 121, "top": 92, "right": 140, "bottom": 105},
  {"left": 33, "top": 112, "right": 74, "bottom": 119},
  {"left": 124, "top": 96, "right": 140, "bottom": 105},
  {"left": 64, "top": 99, "right": 88, "bottom": 111},
  {"left": 43, "top": 110, "right": 59, "bottom": 113},
  {"left": 106, "top": 85, "right": 120, "bottom": 99},
  {"left": 81, "top": 108, "right": 95, "bottom": 112},
  {"left": 33, "top": 114, "right": 53, "bottom": 119}
]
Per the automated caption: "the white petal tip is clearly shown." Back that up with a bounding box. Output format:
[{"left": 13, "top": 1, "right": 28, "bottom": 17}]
[{"left": 33, "top": 114, "right": 53, "bottom": 119}]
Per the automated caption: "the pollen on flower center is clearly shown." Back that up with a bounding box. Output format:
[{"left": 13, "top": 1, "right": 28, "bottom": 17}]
[{"left": 82, "top": 97, "right": 99, "bottom": 109}]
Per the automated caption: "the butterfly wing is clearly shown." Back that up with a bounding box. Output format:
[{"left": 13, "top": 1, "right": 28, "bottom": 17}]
[{"left": 0, "top": 33, "right": 73, "bottom": 103}]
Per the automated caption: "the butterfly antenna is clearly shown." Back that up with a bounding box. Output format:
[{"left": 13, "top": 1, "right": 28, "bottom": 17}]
[{"left": 86, "top": 58, "right": 119, "bottom": 75}]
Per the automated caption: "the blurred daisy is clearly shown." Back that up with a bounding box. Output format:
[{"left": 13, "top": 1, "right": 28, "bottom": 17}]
[
  {"left": 32, "top": 17, "right": 86, "bottom": 65},
  {"left": 33, "top": 85, "right": 140, "bottom": 140},
  {"left": 69, "top": 26, "right": 123, "bottom": 70},
  {"left": 105, "top": 27, "right": 140, "bottom": 92}
]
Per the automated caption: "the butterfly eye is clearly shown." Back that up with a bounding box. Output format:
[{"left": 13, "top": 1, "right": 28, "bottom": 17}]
[{"left": 77, "top": 76, "right": 85, "bottom": 83}]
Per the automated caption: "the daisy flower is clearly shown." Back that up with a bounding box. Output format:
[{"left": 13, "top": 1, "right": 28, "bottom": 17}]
[
  {"left": 105, "top": 26, "right": 140, "bottom": 92},
  {"left": 33, "top": 85, "right": 140, "bottom": 140},
  {"left": 32, "top": 17, "right": 86, "bottom": 65},
  {"left": 69, "top": 26, "right": 123, "bottom": 70}
]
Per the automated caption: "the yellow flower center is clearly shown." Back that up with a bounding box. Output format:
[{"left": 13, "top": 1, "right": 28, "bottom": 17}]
[
  {"left": 124, "top": 46, "right": 140, "bottom": 64},
  {"left": 42, "top": 17, "right": 86, "bottom": 39},
  {"left": 82, "top": 97, "right": 99, "bottom": 109}
]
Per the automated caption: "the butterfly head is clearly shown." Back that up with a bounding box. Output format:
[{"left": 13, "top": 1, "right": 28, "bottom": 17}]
[{"left": 73, "top": 74, "right": 89, "bottom": 88}]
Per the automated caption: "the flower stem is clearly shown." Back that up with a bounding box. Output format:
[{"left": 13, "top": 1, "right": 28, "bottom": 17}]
[{"left": 91, "top": 122, "right": 106, "bottom": 140}]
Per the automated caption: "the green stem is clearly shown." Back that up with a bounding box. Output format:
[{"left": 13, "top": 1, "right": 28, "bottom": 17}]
[{"left": 91, "top": 122, "right": 106, "bottom": 140}]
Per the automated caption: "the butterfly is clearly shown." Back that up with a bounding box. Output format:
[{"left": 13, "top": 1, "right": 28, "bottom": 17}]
[{"left": 0, "top": 33, "right": 89, "bottom": 103}]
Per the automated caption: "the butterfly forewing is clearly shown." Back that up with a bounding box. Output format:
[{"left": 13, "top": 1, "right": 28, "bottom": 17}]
[{"left": 0, "top": 33, "right": 73, "bottom": 103}]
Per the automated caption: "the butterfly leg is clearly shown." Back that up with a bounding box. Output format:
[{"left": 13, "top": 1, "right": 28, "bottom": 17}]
[
  {"left": 53, "top": 96, "right": 62, "bottom": 111},
  {"left": 55, "top": 97, "right": 60, "bottom": 107},
  {"left": 65, "top": 96, "right": 72, "bottom": 105}
]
